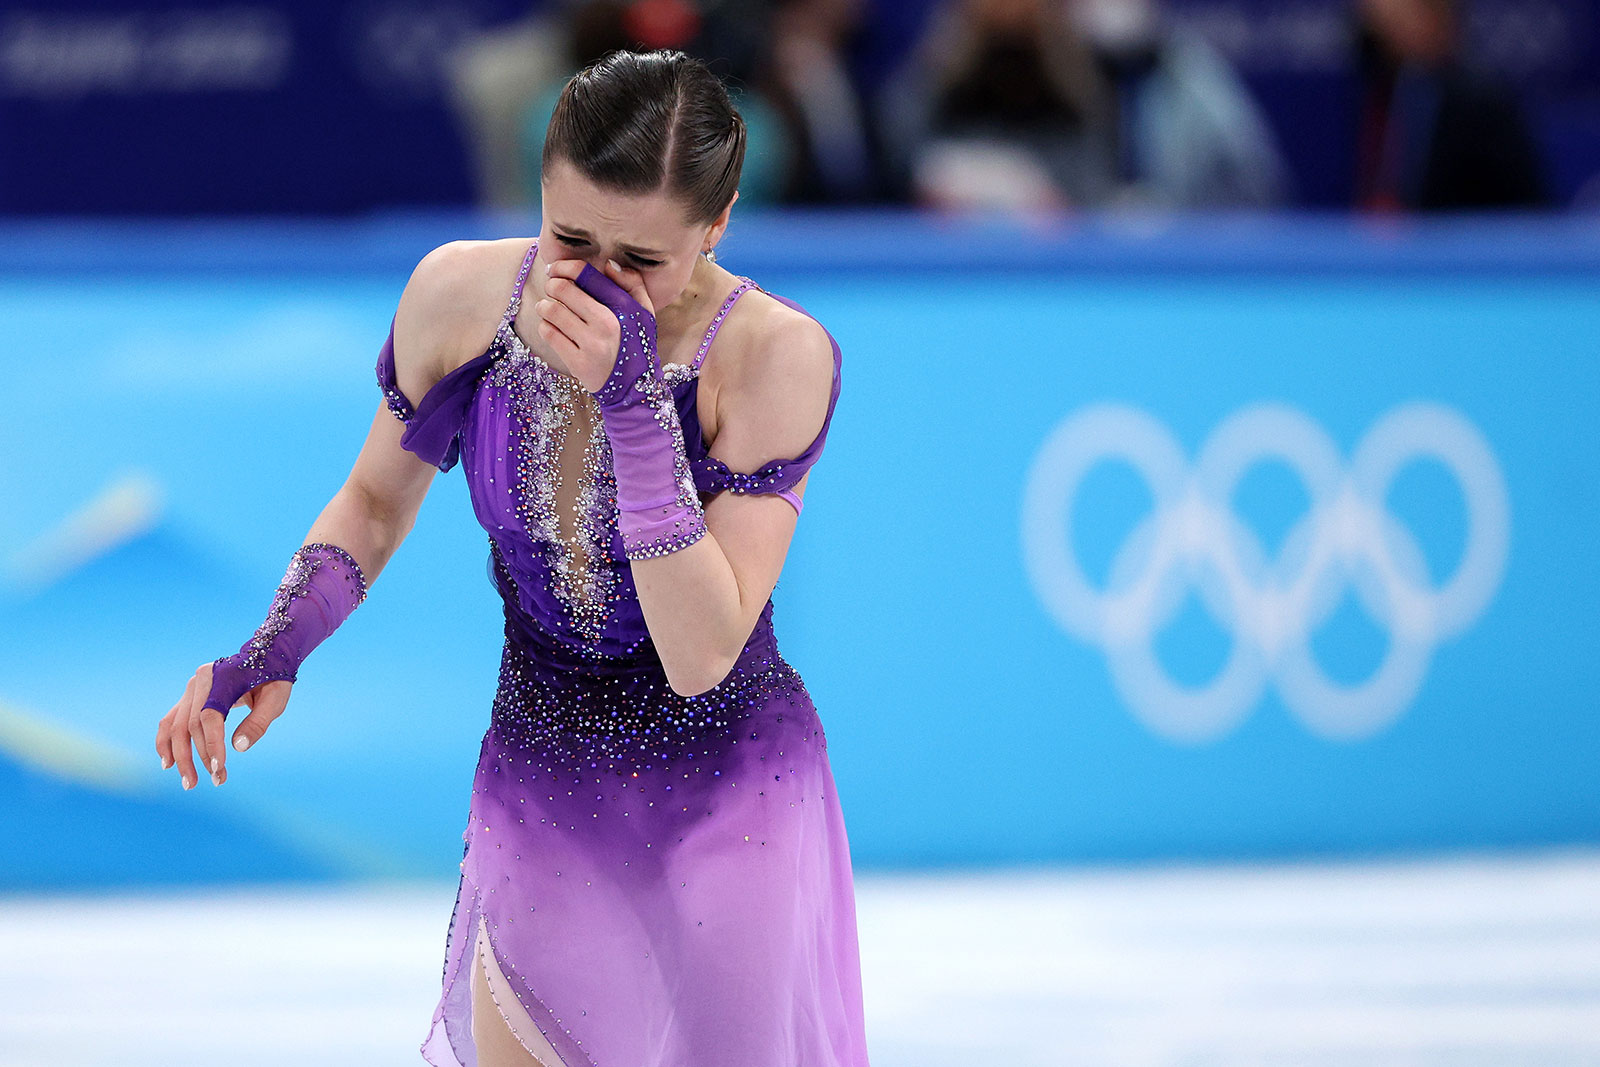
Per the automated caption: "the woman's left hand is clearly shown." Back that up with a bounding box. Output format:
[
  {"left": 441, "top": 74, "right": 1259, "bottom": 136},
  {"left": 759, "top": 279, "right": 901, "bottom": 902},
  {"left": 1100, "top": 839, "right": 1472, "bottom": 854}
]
[{"left": 534, "top": 257, "right": 655, "bottom": 394}]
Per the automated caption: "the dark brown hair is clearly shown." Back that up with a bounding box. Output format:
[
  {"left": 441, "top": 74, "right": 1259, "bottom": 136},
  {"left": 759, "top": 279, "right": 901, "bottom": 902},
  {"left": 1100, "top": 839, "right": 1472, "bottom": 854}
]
[{"left": 542, "top": 48, "right": 746, "bottom": 226}]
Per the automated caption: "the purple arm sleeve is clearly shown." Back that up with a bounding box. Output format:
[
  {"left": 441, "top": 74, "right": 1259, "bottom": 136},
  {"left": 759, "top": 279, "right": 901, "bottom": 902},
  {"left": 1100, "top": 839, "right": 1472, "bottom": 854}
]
[
  {"left": 575, "top": 263, "right": 709, "bottom": 560},
  {"left": 202, "top": 542, "right": 369, "bottom": 717}
]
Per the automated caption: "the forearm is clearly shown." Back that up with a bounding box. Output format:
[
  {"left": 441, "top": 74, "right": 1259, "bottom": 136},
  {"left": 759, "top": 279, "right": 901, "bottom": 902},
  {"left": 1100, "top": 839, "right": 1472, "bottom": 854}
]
[
  {"left": 202, "top": 485, "right": 394, "bottom": 717},
  {"left": 303, "top": 481, "right": 414, "bottom": 589},
  {"left": 631, "top": 530, "right": 748, "bottom": 697},
  {"left": 556, "top": 260, "right": 749, "bottom": 692}
]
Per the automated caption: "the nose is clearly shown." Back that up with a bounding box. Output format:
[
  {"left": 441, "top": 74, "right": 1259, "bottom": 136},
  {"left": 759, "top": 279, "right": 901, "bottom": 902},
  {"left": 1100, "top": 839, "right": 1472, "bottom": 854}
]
[{"left": 555, "top": 252, "right": 604, "bottom": 274}]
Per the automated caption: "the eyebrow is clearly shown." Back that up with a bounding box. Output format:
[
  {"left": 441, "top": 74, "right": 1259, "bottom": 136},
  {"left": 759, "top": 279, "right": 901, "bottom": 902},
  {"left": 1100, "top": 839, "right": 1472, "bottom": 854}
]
[{"left": 550, "top": 223, "right": 666, "bottom": 256}]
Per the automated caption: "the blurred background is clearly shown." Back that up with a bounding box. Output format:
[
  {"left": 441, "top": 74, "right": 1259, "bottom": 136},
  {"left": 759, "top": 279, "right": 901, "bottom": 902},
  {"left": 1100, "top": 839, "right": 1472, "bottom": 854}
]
[{"left": 4, "top": 0, "right": 1600, "bottom": 1064}]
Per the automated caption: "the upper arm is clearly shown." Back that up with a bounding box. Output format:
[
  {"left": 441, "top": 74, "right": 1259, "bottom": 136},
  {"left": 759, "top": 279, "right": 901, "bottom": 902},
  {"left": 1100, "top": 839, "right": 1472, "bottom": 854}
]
[
  {"left": 701, "top": 309, "right": 836, "bottom": 626},
  {"left": 345, "top": 240, "right": 500, "bottom": 526},
  {"left": 389, "top": 240, "right": 500, "bottom": 416},
  {"left": 345, "top": 398, "right": 438, "bottom": 534}
]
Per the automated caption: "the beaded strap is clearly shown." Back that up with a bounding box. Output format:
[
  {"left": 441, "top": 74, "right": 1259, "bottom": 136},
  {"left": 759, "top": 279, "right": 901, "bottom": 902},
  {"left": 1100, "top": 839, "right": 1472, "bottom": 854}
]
[
  {"left": 686, "top": 284, "right": 841, "bottom": 519},
  {"left": 691, "top": 278, "right": 759, "bottom": 372},
  {"left": 494, "top": 240, "right": 540, "bottom": 352}
]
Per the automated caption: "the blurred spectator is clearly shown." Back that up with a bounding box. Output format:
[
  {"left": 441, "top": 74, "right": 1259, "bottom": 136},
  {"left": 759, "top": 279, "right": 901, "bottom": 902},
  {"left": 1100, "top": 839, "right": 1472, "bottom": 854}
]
[
  {"left": 445, "top": 8, "right": 568, "bottom": 211},
  {"left": 1070, "top": 0, "right": 1290, "bottom": 210},
  {"left": 749, "top": 0, "right": 894, "bottom": 204},
  {"left": 877, "top": 0, "right": 1287, "bottom": 214},
  {"left": 447, "top": 1, "right": 793, "bottom": 212},
  {"left": 1353, "top": 0, "right": 1549, "bottom": 212},
  {"left": 876, "top": 0, "right": 1110, "bottom": 212}
]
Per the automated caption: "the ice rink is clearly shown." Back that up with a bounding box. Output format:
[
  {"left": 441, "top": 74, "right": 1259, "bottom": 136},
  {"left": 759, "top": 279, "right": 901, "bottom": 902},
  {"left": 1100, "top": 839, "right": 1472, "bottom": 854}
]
[
  {"left": 8, "top": 5, "right": 1600, "bottom": 1063},
  {"left": 6, "top": 847, "right": 1600, "bottom": 1066}
]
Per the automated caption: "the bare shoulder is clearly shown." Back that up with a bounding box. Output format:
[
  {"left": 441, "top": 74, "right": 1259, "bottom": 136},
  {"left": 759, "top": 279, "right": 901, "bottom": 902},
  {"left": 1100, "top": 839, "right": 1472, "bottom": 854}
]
[
  {"left": 709, "top": 292, "right": 836, "bottom": 467},
  {"left": 393, "top": 237, "right": 534, "bottom": 384}
]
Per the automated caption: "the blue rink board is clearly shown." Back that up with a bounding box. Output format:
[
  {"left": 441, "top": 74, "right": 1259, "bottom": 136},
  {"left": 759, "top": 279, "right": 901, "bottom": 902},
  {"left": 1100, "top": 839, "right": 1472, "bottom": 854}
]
[{"left": 1, "top": 214, "right": 1596, "bottom": 888}]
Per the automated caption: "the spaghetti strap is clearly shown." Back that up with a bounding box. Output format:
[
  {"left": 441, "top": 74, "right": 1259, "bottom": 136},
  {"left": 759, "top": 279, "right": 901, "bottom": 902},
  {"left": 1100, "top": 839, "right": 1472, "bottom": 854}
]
[
  {"left": 502, "top": 239, "right": 539, "bottom": 326},
  {"left": 687, "top": 287, "right": 843, "bottom": 517},
  {"left": 692, "top": 276, "right": 759, "bottom": 372}
]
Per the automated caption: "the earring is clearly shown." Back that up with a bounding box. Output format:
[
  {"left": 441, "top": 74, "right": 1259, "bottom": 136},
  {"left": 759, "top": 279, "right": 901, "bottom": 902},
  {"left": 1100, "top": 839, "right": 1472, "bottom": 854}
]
[{"left": 702, "top": 248, "right": 717, "bottom": 264}]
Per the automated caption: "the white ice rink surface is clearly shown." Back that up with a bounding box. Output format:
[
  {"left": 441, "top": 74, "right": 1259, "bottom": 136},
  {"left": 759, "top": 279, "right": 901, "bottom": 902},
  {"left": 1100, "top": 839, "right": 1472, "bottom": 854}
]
[{"left": 5, "top": 848, "right": 1600, "bottom": 1066}]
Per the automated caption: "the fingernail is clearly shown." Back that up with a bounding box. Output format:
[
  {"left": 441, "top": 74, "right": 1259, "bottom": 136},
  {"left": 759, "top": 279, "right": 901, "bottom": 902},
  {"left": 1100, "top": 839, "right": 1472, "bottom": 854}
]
[
  {"left": 183, "top": 775, "right": 194, "bottom": 789},
  {"left": 161, "top": 756, "right": 172, "bottom": 769},
  {"left": 211, "top": 756, "right": 218, "bottom": 775},
  {"left": 607, "top": 258, "right": 620, "bottom": 271},
  {"left": 234, "top": 735, "right": 250, "bottom": 752},
  {"left": 545, "top": 262, "right": 553, "bottom": 274}
]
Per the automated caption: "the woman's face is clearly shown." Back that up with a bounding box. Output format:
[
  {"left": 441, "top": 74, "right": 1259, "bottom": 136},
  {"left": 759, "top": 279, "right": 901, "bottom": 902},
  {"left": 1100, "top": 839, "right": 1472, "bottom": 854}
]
[{"left": 537, "top": 156, "right": 733, "bottom": 314}]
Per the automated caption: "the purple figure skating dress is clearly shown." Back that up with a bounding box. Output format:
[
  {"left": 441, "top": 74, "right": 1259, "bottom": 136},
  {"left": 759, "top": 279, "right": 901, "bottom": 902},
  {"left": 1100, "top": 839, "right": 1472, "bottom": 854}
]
[{"left": 375, "top": 239, "right": 869, "bottom": 1067}]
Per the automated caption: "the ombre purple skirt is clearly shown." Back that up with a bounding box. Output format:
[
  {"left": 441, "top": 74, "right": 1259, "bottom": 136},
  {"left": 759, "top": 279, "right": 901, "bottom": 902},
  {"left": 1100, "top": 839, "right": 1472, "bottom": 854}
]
[{"left": 376, "top": 240, "right": 869, "bottom": 1066}]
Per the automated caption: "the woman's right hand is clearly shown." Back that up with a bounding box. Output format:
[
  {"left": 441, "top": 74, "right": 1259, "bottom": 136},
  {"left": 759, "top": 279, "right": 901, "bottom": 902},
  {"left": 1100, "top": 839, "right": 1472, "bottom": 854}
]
[{"left": 155, "top": 660, "right": 293, "bottom": 789}]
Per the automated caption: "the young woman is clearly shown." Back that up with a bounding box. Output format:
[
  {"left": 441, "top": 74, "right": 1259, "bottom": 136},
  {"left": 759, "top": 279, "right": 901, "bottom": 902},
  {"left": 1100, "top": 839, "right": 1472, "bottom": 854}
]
[{"left": 154, "top": 48, "right": 870, "bottom": 1067}]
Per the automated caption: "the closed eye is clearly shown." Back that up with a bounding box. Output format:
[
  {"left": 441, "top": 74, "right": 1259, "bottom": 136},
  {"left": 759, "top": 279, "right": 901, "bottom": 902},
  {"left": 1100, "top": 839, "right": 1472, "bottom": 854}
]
[{"left": 555, "top": 233, "right": 662, "bottom": 269}]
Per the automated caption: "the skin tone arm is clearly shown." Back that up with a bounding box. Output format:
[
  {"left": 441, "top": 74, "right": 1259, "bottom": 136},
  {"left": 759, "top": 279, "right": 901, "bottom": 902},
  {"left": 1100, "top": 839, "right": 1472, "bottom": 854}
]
[
  {"left": 535, "top": 257, "right": 836, "bottom": 697},
  {"left": 156, "top": 244, "right": 486, "bottom": 787}
]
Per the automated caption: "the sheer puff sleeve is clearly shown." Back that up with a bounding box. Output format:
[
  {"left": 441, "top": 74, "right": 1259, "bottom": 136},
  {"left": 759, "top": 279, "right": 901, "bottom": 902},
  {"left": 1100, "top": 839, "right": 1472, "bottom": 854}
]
[{"left": 374, "top": 314, "right": 497, "bottom": 474}]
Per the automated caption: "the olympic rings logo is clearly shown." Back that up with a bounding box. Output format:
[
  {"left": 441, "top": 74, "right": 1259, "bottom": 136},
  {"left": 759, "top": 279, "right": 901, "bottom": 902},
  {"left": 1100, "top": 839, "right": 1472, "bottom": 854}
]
[{"left": 1020, "top": 403, "right": 1510, "bottom": 743}]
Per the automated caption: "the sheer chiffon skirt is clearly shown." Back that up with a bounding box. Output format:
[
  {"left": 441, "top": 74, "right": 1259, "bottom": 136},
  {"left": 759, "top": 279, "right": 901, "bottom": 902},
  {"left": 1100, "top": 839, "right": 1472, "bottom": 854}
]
[{"left": 419, "top": 652, "right": 871, "bottom": 1067}]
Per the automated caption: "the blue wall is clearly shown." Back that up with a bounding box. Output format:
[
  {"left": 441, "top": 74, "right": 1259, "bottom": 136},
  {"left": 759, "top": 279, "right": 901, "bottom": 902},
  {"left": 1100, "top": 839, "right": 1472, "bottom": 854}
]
[{"left": 2, "top": 212, "right": 1597, "bottom": 889}]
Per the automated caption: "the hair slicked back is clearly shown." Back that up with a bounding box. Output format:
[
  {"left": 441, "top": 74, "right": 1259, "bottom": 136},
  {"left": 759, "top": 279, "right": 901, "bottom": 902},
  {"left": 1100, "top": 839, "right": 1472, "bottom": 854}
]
[{"left": 542, "top": 48, "right": 746, "bottom": 226}]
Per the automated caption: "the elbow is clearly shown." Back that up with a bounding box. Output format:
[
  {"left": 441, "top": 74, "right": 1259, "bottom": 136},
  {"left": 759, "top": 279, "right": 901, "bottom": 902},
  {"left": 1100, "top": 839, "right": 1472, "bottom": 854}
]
[
  {"left": 348, "top": 482, "right": 416, "bottom": 560},
  {"left": 666, "top": 649, "right": 739, "bottom": 699}
]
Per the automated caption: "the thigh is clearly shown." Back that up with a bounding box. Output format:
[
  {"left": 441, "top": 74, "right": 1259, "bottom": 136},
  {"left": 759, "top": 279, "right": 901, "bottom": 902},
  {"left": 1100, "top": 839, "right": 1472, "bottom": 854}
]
[{"left": 471, "top": 914, "right": 571, "bottom": 1067}]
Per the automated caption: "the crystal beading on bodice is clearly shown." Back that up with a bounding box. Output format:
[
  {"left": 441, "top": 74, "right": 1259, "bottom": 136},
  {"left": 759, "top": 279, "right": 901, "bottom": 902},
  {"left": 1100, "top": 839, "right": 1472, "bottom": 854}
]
[
  {"left": 375, "top": 238, "right": 843, "bottom": 672},
  {"left": 483, "top": 320, "right": 626, "bottom": 642},
  {"left": 478, "top": 260, "right": 709, "bottom": 642},
  {"left": 397, "top": 248, "right": 866, "bottom": 1067}
]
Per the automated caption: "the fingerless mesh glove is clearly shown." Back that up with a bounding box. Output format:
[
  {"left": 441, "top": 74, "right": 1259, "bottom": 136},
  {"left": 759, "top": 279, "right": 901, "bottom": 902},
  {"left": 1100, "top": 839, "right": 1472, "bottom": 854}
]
[
  {"left": 203, "top": 542, "right": 368, "bottom": 717},
  {"left": 576, "top": 263, "right": 709, "bottom": 560}
]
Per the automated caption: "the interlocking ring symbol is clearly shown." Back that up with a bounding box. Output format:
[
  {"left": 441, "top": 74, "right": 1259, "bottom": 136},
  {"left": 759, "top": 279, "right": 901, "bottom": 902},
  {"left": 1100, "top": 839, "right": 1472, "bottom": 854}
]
[{"left": 1021, "top": 403, "right": 1510, "bottom": 743}]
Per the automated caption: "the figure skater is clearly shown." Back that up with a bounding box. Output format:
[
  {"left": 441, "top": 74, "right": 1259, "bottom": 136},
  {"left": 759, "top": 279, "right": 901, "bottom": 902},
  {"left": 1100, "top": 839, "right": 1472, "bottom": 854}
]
[{"left": 154, "top": 48, "right": 869, "bottom": 1067}]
